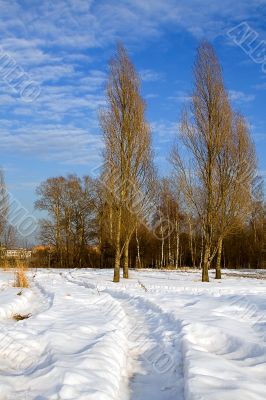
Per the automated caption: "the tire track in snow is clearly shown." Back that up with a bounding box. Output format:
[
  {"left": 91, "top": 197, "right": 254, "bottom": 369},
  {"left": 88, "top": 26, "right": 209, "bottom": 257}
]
[
  {"left": 114, "top": 295, "right": 184, "bottom": 400},
  {"left": 32, "top": 273, "right": 55, "bottom": 311},
  {"left": 0, "top": 271, "right": 131, "bottom": 399},
  {"left": 69, "top": 271, "right": 185, "bottom": 400}
]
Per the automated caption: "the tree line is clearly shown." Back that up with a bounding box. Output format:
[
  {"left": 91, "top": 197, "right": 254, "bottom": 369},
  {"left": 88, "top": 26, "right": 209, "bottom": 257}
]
[
  {"left": 34, "top": 42, "right": 265, "bottom": 282},
  {"left": 0, "top": 170, "right": 28, "bottom": 253}
]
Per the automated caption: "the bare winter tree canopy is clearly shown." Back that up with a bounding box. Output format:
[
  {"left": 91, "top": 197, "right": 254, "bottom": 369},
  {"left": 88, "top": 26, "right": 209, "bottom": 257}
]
[
  {"left": 33, "top": 42, "right": 264, "bottom": 278},
  {"left": 99, "top": 44, "right": 155, "bottom": 282},
  {"left": 35, "top": 175, "right": 96, "bottom": 268},
  {"left": 171, "top": 42, "right": 257, "bottom": 281}
]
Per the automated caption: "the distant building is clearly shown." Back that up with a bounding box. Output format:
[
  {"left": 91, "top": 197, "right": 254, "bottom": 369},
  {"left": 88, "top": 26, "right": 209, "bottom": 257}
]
[{"left": 4, "top": 248, "right": 32, "bottom": 259}]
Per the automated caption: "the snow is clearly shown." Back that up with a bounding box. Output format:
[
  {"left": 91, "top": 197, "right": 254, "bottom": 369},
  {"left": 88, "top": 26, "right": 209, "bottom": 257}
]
[{"left": 0, "top": 268, "right": 265, "bottom": 399}]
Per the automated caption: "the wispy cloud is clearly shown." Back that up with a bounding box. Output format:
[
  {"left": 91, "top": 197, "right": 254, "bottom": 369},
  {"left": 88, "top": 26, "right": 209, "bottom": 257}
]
[
  {"left": 0, "top": 0, "right": 263, "bottom": 169},
  {"left": 140, "top": 69, "right": 163, "bottom": 82},
  {"left": 151, "top": 120, "right": 179, "bottom": 144},
  {"left": 0, "top": 124, "right": 103, "bottom": 165},
  {"left": 253, "top": 82, "right": 266, "bottom": 90},
  {"left": 229, "top": 90, "right": 255, "bottom": 104},
  {"left": 168, "top": 90, "right": 191, "bottom": 103}
]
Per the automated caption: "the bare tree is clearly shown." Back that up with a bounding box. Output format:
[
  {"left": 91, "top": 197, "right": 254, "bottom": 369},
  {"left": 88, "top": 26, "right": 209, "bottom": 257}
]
[
  {"left": 172, "top": 42, "right": 257, "bottom": 281},
  {"left": 36, "top": 175, "right": 96, "bottom": 268},
  {"left": 99, "top": 44, "right": 154, "bottom": 282},
  {"left": 0, "top": 169, "right": 8, "bottom": 241},
  {"left": 36, "top": 177, "right": 65, "bottom": 267},
  {"left": 3, "top": 224, "right": 18, "bottom": 248},
  {"left": 214, "top": 113, "right": 256, "bottom": 278},
  {"left": 172, "top": 41, "right": 236, "bottom": 282},
  {"left": 155, "top": 179, "right": 181, "bottom": 268}
]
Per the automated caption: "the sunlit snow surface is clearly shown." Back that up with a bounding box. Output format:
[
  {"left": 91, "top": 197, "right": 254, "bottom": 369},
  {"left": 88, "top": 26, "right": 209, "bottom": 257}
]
[{"left": 0, "top": 268, "right": 265, "bottom": 400}]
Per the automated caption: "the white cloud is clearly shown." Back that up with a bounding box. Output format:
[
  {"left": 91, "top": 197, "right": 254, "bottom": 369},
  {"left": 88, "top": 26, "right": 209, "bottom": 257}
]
[
  {"left": 0, "top": 0, "right": 263, "bottom": 170},
  {"left": 140, "top": 69, "right": 163, "bottom": 82},
  {"left": 151, "top": 120, "right": 179, "bottom": 143},
  {"left": 1, "top": 0, "right": 263, "bottom": 56},
  {"left": 253, "top": 82, "right": 266, "bottom": 90},
  {"left": 252, "top": 132, "right": 266, "bottom": 143},
  {"left": 168, "top": 90, "right": 191, "bottom": 103},
  {"left": 229, "top": 90, "right": 255, "bottom": 103},
  {"left": 145, "top": 93, "right": 158, "bottom": 99},
  {"left": 0, "top": 124, "right": 103, "bottom": 165}
]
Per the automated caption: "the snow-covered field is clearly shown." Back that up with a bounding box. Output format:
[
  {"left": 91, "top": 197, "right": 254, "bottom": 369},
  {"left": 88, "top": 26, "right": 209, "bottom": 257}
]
[{"left": 0, "top": 268, "right": 265, "bottom": 400}]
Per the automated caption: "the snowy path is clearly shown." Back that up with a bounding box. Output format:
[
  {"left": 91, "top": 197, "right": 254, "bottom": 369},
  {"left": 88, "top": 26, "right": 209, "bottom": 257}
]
[
  {"left": 112, "top": 296, "right": 184, "bottom": 400},
  {"left": 68, "top": 271, "right": 185, "bottom": 400},
  {"left": 69, "top": 269, "right": 266, "bottom": 400},
  {"left": 0, "top": 268, "right": 265, "bottom": 400}
]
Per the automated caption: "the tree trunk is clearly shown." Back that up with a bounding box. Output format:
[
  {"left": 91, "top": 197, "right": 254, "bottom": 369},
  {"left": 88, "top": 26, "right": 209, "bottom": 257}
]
[
  {"left": 161, "top": 239, "right": 164, "bottom": 268},
  {"left": 188, "top": 218, "right": 196, "bottom": 268},
  {"left": 113, "top": 208, "right": 121, "bottom": 282},
  {"left": 136, "top": 227, "right": 141, "bottom": 269},
  {"left": 199, "top": 230, "right": 204, "bottom": 270},
  {"left": 175, "top": 220, "right": 179, "bottom": 269},
  {"left": 168, "top": 215, "right": 171, "bottom": 266},
  {"left": 123, "top": 238, "right": 130, "bottom": 279},
  {"left": 215, "top": 237, "right": 223, "bottom": 279},
  {"left": 202, "top": 243, "right": 210, "bottom": 282}
]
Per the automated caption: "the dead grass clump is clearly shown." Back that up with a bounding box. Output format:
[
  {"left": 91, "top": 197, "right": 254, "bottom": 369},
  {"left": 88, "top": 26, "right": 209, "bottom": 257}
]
[
  {"left": 12, "top": 313, "right": 31, "bottom": 321},
  {"left": 2, "top": 258, "right": 10, "bottom": 271},
  {"left": 14, "top": 261, "right": 30, "bottom": 288}
]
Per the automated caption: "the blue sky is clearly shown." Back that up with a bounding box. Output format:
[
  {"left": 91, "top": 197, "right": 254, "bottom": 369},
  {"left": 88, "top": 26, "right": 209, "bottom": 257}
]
[{"left": 0, "top": 0, "right": 265, "bottom": 221}]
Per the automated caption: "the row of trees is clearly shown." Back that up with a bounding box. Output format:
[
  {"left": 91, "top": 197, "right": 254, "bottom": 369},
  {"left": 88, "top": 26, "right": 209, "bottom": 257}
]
[
  {"left": 35, "top": 42, "right": 265, "bottom": 282},
  {"left": 36, "top": 175, "right": 96, "bottom": 268}
]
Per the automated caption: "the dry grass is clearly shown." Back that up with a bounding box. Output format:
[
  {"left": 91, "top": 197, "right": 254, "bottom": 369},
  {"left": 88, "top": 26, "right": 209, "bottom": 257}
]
[
  {"left": 14, "top": 261, "right": 30, "bottom": 288},
  {"left": 2, "top": 258, "right": 11, "bottom": 271},
  {"left": 12, "top": 313, "right": 31, "bottom": 321}
]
